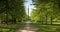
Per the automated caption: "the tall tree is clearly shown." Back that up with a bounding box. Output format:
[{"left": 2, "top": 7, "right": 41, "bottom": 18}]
[
  {"left": 31, "top": 0, "right": 60, "bottom": 24},
  {"left": 0, "top": 0, "right": 27, "bottom": 24}
]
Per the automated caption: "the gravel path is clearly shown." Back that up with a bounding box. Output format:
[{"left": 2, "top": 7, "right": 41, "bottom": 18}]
[{"left": 15, "top": 21, "right": 38, "bottom": 32}]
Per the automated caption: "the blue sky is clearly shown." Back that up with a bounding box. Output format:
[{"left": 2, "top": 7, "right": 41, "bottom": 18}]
[{"left": 24, "top": 0, "right": 34, "bottom": 16}]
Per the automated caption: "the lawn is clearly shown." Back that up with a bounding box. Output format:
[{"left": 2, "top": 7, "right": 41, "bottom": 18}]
[
  {"left": 0, "top": 22, "right": 24, "bottom": 32},
  {"left": 32, "top": 22, "right": 60, "bottom": 32}
]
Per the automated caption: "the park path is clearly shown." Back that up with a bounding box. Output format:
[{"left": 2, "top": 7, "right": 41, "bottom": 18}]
[{"left": 16, "top": 21, "right": 38, "bottom": 32}]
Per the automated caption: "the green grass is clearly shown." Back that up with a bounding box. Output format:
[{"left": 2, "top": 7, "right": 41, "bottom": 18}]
[
  {"left": 0, "top": 22, "right": 24, "bottom": 32},
  {"left": 1, "top": 21, "right": 60, "bottom": 32},
  {"left": 32, "top": 22, "right": 60, "bottom": 32}
]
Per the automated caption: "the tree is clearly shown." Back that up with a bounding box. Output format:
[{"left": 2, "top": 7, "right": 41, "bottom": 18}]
[
  {"left": 31, "top": 0, "right": 60, "bottom": 24},
  {"left": 0, "top": 0, "right": 27, "bottom": 24}
]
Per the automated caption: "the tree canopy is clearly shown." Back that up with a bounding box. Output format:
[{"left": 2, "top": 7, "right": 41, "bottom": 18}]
[
  {"left": 30, "top": 0, "right": 60, "bottom": 21},
  {"left": 0, "top": 0, "right": 27, "bottom": 23}
]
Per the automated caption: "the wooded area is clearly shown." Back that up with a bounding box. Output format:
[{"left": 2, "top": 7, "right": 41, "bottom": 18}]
[
  {"left": 30, "top": 0, "right": 60, "bottom": 24},
  {"left": 0, "top": 0, "right": 60, "bottom": 32},
  {"left": 0, "top": 0, "right": 27, "bottom": 24}
]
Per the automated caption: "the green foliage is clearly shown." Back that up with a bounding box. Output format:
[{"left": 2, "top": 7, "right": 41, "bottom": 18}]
[
  {"left": 0, "top": 0, "right": 27, "bottom": 23},
  {"left": 0, "top": 0, "right": 7, "bottom": 13},
  {"left": 31, "top": 0, "right": 60, "bottom": 22}
]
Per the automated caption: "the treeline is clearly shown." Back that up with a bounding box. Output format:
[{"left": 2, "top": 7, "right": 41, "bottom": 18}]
[
  {"left": 0, "top": 0, "right": 27, "bottom": 24},
  {"left": 30, "top": 0, "right": 60, "bottom": 24}
]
